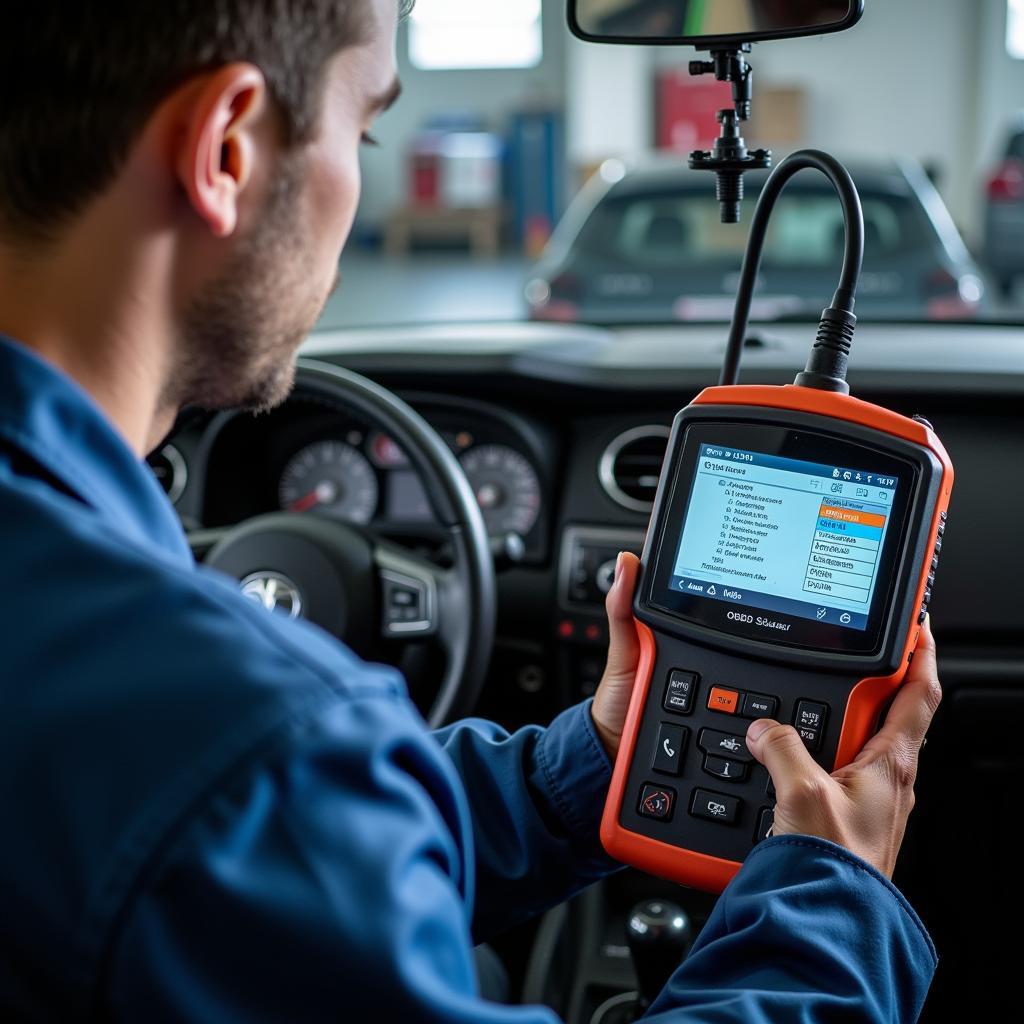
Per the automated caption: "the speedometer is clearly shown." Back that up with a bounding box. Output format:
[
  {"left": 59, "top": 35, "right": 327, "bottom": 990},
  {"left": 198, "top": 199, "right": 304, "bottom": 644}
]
[
  {"left": 458, "top": 445, "right": 541, "bottom": 536},
  {"left": 279, "top": 440, "right": 379, "bottom": 525}
]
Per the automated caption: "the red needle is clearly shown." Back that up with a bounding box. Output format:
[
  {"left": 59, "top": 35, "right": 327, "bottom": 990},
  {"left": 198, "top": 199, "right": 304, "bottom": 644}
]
[{"left": 289, "top": 490, "right": 322, "bottom": 513}]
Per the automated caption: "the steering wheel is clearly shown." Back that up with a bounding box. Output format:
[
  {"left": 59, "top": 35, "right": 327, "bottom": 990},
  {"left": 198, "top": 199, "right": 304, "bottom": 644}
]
[{"left": 202, "top": 358, "right": 497, "bottom": 728}]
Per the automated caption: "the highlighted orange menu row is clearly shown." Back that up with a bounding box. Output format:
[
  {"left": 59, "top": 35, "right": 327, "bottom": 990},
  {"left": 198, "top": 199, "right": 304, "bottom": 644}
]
[{"left": 818, "top": 506, "right": 887, "bottom": 529}]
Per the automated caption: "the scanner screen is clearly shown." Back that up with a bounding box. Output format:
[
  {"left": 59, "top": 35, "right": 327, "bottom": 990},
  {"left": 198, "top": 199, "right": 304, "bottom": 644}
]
[{"left": 669, "top": 444, "right": 900, "bottom": 632}]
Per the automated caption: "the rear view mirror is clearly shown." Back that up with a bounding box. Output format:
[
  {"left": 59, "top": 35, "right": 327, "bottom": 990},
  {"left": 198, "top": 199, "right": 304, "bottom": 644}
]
[{"left": 569, "top": 0, "right": 864, "bottom": 46}]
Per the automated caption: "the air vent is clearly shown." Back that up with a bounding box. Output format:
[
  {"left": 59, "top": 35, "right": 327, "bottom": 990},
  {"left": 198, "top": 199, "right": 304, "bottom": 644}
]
[{"left": 599, "top": 426, "right": 670, "bottom": 513}]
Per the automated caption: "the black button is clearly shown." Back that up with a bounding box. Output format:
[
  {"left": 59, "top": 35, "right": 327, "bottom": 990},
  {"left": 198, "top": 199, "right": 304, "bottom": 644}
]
[
  {"left": 795, "top": 701, "right": 828, "bottom": 732},
  {"left": 755, "top": 806, "right": 775, "bottom": 843},
  {"left": 741, "top": 692, "right": 778, "bottom": 719},
  {"left": 927, "top": 573, "right": 936, "bottom": 590},
  {"left": 663, "top": 670, "right": 698, "bottom": 715},
  {"left": 923, "top": 588, "right": 933, "bottom": 605},
  {"left": 638, "top": 784, "right": 675, "bottom": 821},
  {"left": 937, "top": 522, "right": 946, "bottom": 538},
  {"left": 698, "top": 728, "right": 753, "bottom": 763},
  {"left": 931, "top": 554, "right": 939, "bottom": 572},
  {"left": 652, "top": 723, "right": 688, "bottom": 775},
  {"left": 918, "top": 608, "right": 927, "bottom": 625},
  {"left": 703, "top": 755, "right": 748, "bottom": 783},
  {"left": 940, "top": 509, "right": 948, "bottom": 521},
  {"left": 797, "top": 726, "right": 822, "bottom": 751},
  {"left": 690, "top": 788, "right": 741, "bottom": 824}
]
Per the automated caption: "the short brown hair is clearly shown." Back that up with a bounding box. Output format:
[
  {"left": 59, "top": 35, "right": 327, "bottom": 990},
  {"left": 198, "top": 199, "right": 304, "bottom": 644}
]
[{"left": 0, "top": 2, "right": 413, "bottom": 243}]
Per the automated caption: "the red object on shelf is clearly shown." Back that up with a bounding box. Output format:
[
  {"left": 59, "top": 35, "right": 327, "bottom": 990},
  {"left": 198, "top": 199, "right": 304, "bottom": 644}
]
[
  {"left": 656, "top": 71, "right": 732, "bottom": 153},
  {"left": 412, "top": 152, "right": 441, "bottom": 206}
]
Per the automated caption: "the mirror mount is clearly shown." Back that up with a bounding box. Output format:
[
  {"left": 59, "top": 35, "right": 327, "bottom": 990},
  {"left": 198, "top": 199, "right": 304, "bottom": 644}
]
[{"left": 687, "top": 45, "right": 771, "bottom": 224}]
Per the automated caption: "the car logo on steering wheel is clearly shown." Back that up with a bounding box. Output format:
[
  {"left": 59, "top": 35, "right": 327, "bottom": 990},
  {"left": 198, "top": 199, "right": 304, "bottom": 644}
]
[{"left": 240, "top": 572, "right": 304, "bottom": 620}]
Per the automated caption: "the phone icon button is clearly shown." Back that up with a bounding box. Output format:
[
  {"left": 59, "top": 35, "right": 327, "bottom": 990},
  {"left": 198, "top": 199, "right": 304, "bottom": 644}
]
[{"left": 652, "top": 722, "right": 688, "bottom": 775}]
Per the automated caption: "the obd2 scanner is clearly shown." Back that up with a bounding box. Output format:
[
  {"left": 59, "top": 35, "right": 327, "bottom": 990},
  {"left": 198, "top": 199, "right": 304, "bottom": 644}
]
[{"left": 600, "top": 153, "right": 954, "bottom": 893}]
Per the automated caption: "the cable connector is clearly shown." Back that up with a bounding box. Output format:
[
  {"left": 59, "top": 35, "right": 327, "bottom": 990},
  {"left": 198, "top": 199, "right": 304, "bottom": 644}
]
[{"left": 793, "top": 306, "right": 857, "bottom": 394}]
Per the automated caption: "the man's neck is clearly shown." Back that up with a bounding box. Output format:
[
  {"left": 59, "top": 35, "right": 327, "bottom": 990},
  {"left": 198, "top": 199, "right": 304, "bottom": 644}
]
[{"left": 0, "top": 215, "right": 178, "bottom": 457}]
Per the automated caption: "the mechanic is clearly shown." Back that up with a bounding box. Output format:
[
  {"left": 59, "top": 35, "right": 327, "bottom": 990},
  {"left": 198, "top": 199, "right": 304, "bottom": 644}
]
[{"left": 0, "top": 2, "right": 940, "bottom": 1021}]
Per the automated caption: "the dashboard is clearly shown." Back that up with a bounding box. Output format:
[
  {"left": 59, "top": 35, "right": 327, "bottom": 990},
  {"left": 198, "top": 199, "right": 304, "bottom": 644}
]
[{"left": 154, "top": 319, "right": 1024, "bottom": 691}]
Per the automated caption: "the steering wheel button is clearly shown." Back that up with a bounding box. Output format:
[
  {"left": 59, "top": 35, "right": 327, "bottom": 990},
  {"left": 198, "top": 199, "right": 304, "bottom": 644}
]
[
  {"left": 707, "top": 686, "right": 740, "bottom": 714},
  {"left": 638, "top": 784, "right": 675, "bottom": 821},
  {"left": 690, "top": 788, "right": 740, "bottom": 824}
]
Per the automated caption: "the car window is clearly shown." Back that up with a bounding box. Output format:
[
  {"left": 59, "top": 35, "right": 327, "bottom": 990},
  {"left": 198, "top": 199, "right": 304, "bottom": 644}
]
[{"left": 316, "top": 3, "right": 1024, "bottom": 331}]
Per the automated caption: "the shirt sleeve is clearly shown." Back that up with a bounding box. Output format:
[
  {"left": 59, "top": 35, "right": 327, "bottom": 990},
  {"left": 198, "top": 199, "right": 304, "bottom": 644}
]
[
  {"left": 433, "top": 698, "right": 620, "bottom": 943},
  {"left": 103, "top": 690, "right": 567, "bottom": 1024},
  {"left": 642, "top": 835, "right": 938, "bottom": 1023},
  {"left": 103, "top": 689, "right": 935, "bottom": 1024}
]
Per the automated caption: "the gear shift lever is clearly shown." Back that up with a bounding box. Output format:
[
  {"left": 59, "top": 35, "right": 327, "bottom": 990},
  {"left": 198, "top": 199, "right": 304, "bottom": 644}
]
[{"left": 626, "top": 899, "right": 692, "bottom": 1011}]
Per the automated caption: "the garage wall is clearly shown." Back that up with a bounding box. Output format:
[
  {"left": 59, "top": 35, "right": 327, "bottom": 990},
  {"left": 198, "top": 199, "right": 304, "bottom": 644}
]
[
  {"left": 356, "top": 2, "right": 567, "bottom": 230},
  {"left": 566, "top": 0, "right": 1021, "bottom": 243}
]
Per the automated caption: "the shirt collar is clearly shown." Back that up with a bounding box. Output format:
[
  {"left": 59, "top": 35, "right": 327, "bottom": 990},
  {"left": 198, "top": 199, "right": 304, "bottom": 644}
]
[{"left": 0, "top": 335, "right": 192, "bottom": 566}]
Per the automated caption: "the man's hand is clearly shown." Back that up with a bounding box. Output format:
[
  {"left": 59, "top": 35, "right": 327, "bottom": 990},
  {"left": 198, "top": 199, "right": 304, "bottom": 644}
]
[
  {"left": 591, "top": 552, "right": 642, "bottom": 759},
  {"left": 746, "top": 619, "right": 942, "bottom": 878}
]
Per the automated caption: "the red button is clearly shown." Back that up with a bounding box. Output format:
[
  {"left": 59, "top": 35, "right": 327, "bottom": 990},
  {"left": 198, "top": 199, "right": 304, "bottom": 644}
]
[
  {"left": 707, "top": 687, "right": 740, "bottom": 714},
  {"left": 558, "top": 620, "right": 575, "bottom": 639}
]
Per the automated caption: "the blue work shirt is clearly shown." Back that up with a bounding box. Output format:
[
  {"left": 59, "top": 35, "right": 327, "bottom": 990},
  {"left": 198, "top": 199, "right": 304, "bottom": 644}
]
[{"left": 0, "top": 334, "right": 937, "bottom": 1022}]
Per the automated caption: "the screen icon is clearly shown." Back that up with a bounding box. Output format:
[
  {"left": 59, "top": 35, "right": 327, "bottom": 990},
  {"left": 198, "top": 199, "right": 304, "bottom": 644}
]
[
  {"left": 840, "top": 612, "right": 852, "bottom": 625},
  {"left": 856, "top": 486, "right": 869, "bottom": 497},
  {"left": 707, "top": 585, "right": 717, "bottom": 596},
  {"left": 816, "top": 607, "right": 828, "bottom": 620},
  {"left": 832, "top": 468, "right": 841, "bottom": 478},
  {"left": 842, "top": 471, "right": 852, "bottom": 481}
]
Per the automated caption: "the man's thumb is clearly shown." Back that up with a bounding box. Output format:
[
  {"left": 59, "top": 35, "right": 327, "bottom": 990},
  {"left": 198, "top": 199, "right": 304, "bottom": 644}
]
[
  {"left": 603, "top": 552, "right": 640, "bottom": 680},
  {"left": 745, "top": 718, "right": 823, "bottom": 793}
]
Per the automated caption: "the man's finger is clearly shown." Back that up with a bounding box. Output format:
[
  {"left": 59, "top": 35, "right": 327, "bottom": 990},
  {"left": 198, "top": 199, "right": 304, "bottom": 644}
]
[
  {"left": 746, "top": 718, "right": 828, "bottom": 796},
  {"left": 602, "top": 552, "right": 640, "bottom": 681},
  {"left": 856, "top": 619, "right": 941, "bottom": 765}
]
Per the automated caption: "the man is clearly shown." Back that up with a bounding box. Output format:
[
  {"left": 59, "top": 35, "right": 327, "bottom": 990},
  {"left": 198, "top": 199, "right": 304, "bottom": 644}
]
[{"left": 0, "top": 2, "right": 941, "bottom": 1021}]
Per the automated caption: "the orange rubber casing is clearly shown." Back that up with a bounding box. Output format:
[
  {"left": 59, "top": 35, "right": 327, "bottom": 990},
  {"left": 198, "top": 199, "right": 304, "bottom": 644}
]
[{"left": 600, "top": 384, "right": 954, "bottom": 893}]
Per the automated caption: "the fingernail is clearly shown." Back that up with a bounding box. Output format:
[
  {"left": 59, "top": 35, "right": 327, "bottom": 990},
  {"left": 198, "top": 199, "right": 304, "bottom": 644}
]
[
  {"left": 614, "top": 552, "right": 624, "bottom": 584},
  {"left": 747, "top": 719, "right": 771, "bottom": 743}
]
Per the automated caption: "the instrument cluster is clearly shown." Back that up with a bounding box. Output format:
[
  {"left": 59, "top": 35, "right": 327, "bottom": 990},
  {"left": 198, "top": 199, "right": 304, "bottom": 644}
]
[{"left": 201, "top": 394, "right": 551, "bottom": 559}]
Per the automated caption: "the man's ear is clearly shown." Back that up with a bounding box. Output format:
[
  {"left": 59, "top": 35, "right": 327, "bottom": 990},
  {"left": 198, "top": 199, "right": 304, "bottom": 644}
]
[{"left": 175, "top": 64, "right": 267, "bottom": 238}]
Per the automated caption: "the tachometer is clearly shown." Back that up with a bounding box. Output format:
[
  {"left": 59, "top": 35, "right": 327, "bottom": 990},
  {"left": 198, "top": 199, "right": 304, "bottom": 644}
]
[
  {"left": 279, "top": 440, "right": 379, "bottom": 525},
  {"left": 458, "top": 445, "right": 541, "bottom": 536}
]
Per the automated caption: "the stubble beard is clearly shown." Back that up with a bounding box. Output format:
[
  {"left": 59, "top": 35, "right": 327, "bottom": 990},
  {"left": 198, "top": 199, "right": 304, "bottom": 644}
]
[{"left": 168, "top": 154, "right": 329, "bottom": 416}]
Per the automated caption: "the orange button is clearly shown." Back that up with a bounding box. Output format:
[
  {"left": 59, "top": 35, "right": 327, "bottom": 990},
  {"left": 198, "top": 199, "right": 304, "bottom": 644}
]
[{"left": 707, "top": 687, "right": 740, "bottom": 714}]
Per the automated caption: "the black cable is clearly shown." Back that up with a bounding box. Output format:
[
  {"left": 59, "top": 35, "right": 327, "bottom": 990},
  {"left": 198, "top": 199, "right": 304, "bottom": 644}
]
[{"left": 719, "top": 150, "right": 865, "bottom": 393}]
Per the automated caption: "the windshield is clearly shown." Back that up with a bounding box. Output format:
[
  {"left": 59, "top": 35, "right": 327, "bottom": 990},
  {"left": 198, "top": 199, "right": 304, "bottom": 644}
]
[{"left": 317, "top": 1, "right": 1024, "bottom": 331}]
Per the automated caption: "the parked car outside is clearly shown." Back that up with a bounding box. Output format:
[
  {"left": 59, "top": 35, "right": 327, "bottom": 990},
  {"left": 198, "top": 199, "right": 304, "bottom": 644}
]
[
  {"left": 981, "top": 114, "right": 1024, "bottom": 298},
  {"left": 527, "top": 156, "right": 986, "bottom": 325}
]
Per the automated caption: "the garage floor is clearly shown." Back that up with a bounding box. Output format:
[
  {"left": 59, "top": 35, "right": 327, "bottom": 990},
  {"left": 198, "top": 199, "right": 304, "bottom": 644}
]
[{"left": 317, "top": 252, "right": 531, "bottom": 330}]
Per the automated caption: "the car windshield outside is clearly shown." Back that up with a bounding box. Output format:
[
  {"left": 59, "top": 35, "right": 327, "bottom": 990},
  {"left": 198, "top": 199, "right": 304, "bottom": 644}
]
[{"left": 316, "top": 1, "right": 1024, "bottom": 332}]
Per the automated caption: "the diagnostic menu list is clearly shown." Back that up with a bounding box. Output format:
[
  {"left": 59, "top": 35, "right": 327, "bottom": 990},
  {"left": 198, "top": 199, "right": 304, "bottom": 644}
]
[{"left": 670, "top": 444, "right": 898, "bottom": 630}]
